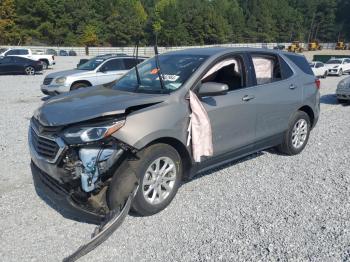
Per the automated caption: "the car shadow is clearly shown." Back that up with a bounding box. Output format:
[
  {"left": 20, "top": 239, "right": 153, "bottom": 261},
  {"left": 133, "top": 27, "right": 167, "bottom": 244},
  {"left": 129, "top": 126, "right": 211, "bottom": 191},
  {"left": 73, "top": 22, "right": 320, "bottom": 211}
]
[
  {"left": 320, "top": 94, "right": 338, "bottom": 105},
  {"left": 41, "top": 95, "right": 53, "bottom": 101},
  {"left": 184, "top": 151, "right": 266, "bottom": 185}
]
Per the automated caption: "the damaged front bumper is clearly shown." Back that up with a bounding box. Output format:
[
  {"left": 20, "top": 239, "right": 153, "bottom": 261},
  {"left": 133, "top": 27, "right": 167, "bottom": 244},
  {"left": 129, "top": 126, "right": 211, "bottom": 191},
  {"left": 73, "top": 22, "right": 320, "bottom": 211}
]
[{"left": 31, "top": 162, "right": 105, "bottom": 224}]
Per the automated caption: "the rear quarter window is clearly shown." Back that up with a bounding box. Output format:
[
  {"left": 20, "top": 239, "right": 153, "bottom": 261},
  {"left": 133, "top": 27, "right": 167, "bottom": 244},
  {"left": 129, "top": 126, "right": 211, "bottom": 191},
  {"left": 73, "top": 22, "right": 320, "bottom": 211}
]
[{"left": 285, "top": 54, "right": 314, "bottom": 75}]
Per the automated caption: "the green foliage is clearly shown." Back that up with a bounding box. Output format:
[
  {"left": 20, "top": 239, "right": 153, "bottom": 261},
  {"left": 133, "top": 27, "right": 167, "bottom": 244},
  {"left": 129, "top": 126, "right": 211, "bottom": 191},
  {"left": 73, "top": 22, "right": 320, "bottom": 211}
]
[{"left": 1, "top": 0, "right": 349, "bottom": 46}]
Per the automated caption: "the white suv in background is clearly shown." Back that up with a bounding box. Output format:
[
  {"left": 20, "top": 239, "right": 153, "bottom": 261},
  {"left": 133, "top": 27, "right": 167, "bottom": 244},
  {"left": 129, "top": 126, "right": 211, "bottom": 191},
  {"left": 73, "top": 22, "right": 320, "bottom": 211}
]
[
  {"left": 41, "top": 55, "right": 147, "bottom": 95},
  {"left": 324, "top": 58, "right": 350, "bottom": 76}
]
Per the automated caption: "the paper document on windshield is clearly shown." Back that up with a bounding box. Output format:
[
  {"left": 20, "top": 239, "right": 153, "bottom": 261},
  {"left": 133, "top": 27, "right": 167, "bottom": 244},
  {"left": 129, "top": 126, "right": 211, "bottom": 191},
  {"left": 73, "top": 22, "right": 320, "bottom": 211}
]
[{"left": 187, "top": 90, "right": 213, "bottom": 162}]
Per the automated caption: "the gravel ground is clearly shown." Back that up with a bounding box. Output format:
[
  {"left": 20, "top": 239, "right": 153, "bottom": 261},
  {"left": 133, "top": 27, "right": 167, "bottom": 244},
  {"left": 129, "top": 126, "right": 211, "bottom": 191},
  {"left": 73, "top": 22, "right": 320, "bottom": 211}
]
[{"left": 0, "top": 56, "right": 350, "bottom": 261}]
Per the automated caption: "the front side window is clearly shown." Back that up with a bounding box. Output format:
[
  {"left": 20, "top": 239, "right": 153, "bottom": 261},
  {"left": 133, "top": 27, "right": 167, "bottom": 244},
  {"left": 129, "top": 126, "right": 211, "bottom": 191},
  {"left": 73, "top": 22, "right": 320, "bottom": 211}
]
[
  {"left": 201, "top": 56, "right": 245, "bottom": 91},
  {"left": 77, "top": 57, "right": 106, "bottom": 70},
  {"left": 6, "top": 50, "right": 20, "bottom": 55},
  {"left": 113, "top": 54, "right": 208, "bottom": 93}
]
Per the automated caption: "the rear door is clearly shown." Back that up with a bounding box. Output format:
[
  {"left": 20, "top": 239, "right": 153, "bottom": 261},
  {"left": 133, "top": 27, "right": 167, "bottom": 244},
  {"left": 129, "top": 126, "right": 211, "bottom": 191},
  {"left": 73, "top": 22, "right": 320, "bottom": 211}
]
[
  {"left": 95, "top": 58, "right": 126, "bottom": 84},
  {"left": 199, "top": 53, "right": 257, "bottom": 156},
  {"left": 249, "top": 52, "right": 302, "bottom": 145}
]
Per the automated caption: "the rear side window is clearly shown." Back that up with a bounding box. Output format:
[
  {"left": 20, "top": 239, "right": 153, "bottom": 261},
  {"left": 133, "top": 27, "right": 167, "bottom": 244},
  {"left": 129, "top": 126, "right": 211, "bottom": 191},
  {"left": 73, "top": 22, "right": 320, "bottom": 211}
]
[
  {"left": 285, "top": 54, "right": 313, "bottom": 75},
  {"left": 251, "top": 54, "right": 282, "bottom": 85},
  {"left": 279, "top": 56, "right": 294, "bottom": 78},
  {"left": 19, "top": 49, "right": 29, "bottom": 55},
  {"left": 123, "top": 58, "right": 138, "bottom": 69},
  {"left": 101, "top": 59, "right": 125, "bottom": 71}
]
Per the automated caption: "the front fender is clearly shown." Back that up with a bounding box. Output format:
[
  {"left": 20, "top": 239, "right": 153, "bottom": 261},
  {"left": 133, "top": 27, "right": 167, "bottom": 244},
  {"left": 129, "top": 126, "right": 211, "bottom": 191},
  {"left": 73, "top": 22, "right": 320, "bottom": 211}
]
[{"left": 113, "top": 99, "right": 189, "bottom": 150}]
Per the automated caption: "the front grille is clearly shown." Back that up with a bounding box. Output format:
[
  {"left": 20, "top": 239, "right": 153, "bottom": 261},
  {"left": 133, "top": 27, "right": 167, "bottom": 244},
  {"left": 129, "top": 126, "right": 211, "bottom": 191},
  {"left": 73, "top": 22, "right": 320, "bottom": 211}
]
[
  {"left": 31, "top": 128, "right": 60, "bottom": 160},
  {"left": 31, "top": 117, "right": 62, "bottom": 136},
  {"left": 43, "top": 77, "right": 53, "bottom": 85}
]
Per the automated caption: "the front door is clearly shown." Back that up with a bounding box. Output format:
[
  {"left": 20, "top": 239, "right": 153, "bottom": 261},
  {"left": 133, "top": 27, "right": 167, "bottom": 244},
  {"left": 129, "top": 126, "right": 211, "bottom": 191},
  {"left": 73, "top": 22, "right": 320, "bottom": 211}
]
[
  {"left": 199, "top": 54, "right": 257, "bottom": 156},
  {"left": 96, "top": 58, "right": 128, "bottom": 84}
]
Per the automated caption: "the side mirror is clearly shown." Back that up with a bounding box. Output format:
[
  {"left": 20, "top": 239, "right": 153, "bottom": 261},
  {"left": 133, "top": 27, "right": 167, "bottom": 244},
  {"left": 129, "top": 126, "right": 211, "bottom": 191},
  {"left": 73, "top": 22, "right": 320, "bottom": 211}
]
[{"left": 198, "top": 82, "right": 229, "bottom": 97}]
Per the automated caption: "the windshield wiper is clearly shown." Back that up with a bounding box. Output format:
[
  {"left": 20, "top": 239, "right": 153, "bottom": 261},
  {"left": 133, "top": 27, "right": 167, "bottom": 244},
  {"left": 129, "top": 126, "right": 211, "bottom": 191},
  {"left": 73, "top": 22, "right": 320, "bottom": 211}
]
[
  {"left": 133, "top": 42, "right": 141, "bottom": 90},
  {"left": 154, "top": 45, "right": 165, "bottom": 90}
]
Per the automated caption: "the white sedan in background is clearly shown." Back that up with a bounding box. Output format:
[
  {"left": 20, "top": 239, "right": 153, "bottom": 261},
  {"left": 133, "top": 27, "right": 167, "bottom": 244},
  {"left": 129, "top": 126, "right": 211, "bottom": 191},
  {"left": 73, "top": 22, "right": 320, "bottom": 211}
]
[
  {"left": 309, "top": 61, "right": 328, "bottom": 78},
  {"left": 324, "top": 58, "right": 350, "bottom": 76}
]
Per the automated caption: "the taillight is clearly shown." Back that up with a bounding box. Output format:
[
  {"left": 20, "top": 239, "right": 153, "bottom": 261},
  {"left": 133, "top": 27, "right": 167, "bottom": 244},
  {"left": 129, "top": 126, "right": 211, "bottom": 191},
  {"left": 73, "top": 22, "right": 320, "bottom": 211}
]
[
  {"left": 315, "top": 79, "right": 320, "bottom": 89},
  {"left": 52, "top": 55, "right": 55, "bottom": 60}
]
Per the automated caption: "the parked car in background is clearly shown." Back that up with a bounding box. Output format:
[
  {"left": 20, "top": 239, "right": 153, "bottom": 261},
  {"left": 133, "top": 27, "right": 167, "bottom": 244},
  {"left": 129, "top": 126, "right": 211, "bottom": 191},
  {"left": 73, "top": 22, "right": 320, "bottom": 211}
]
[
  {"left": 30, "top": 48, "right": 320, "bottom": 231},
  {"left": 336, "top": 76, "right": 350, "bottom": 103},
  {"left": 59, "top": 50, "right": 68, "bottom": 56},
  {"left": 273, "top": 44, "right": 285, "bottom": 50},
  {"left": 0, "top": 48, "right": 55, "bottom": 69},
  {"left": 76, "top": 53, "right": 128, "bottom": 68},
  {"left": 0, "top": 56, "right": 43, "bottom": 75},
  {"left": 41, "top": 55, "right": 147, "bottom": 95},
  {"left": 46, "top": 49, "right": 57, "bottom": 56},
  {"left": 324, "top": 58, "right": 350, "bottom": 76},
  {"left": 309, "top": 61, "right": 328, "bottom": 78},
  {"left": 0, "top": 48, "right": 8, "bottom": 54},
  {"left": 68, "top": 50, "right": 77, "bottom": 56}
]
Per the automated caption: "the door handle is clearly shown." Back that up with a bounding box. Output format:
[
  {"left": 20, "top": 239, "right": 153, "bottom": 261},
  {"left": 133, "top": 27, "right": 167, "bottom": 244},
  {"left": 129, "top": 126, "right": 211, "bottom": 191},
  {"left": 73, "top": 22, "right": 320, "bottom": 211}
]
[
  {"left": 289, "top": 84, "right": 297, "bottom": 90},
  {"left": 242, "top": 95, "right": 255, "bottom": 101}
]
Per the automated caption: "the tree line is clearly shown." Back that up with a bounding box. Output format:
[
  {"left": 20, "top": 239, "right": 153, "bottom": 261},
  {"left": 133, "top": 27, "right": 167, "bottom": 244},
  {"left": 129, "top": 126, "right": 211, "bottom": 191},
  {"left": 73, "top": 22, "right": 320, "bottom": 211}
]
[{"left": 0, "top": 0, "right": 349, "bottom": 46}]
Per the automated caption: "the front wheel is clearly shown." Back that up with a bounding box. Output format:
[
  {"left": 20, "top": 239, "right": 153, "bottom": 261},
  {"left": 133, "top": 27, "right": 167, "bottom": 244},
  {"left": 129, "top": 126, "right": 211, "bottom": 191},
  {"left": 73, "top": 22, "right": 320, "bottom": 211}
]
[
  {"left": 277, "top": 111, "right": 311, "bottom": 155},
  {"left": 338, "top": 69, "right": 343, "bottom": 76},
  {"left": 108, "top": 143, "right": 182, "bottom": 216},
  {"left": 322, "top": 71, "right": 327, "bottom": 78},
  {"left": 25, "top": 66, "right": 35, "bottom": 75}
]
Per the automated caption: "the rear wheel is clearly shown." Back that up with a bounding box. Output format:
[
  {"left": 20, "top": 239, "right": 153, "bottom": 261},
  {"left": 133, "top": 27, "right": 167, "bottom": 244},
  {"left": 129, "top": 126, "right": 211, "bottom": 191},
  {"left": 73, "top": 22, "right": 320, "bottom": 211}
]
[
  {"left": 25, "top": 66, "right": 35, "bottom": 75},
  {"left": 41, "top": 60, "right": 48, "bottom": 70},
  {"left": 70, "top": 82, "right": 90, "bottom": 90},
  {"left": 322, "top": 71, "right": 327, "bottom": 78},
  {"left": 108, "top": 143, "right": 182, "bottom": 216},
  {"left": 277, "top": 111, "right": 311, "bottom": 155}
]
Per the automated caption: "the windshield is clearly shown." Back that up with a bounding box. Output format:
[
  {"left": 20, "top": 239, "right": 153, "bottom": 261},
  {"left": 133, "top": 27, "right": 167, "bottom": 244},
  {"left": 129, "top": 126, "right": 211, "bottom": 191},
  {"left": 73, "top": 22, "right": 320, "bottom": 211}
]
[
  {"left": 326, "top": 60, "right": 342, "bottom": 64},
  {"left": 77, "top": 57, "right": 106, "bottom": 70},
  {"left": 113, "top": 54, "right": 208, "bottom": 93}
]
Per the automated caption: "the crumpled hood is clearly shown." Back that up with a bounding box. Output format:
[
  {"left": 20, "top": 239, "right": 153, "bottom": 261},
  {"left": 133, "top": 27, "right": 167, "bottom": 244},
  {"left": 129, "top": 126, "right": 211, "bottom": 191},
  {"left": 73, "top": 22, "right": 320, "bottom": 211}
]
[
  {"left": 34, "top": 86, "right": 167, "bottom": 126},
  {"left": 46, "top": 69, "right": 88, "bottom": 79}
]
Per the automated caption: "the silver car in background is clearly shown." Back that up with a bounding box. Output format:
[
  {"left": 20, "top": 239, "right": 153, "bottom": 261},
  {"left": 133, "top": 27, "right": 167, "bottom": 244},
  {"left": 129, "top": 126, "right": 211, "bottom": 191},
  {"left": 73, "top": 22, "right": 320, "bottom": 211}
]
[
  {"left": 41, "top": 55, "right": 146, "bottom": 95},
  {"left": 336, "top": 76, "right": 350, "bottom": 103}
]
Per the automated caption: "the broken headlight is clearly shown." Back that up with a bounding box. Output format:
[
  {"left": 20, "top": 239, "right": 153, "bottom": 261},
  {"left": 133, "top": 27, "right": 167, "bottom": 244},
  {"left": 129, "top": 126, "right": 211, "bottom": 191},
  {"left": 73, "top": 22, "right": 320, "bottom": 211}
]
[{"left": 63, "top": 120, "right": 125, "bottom": 144}]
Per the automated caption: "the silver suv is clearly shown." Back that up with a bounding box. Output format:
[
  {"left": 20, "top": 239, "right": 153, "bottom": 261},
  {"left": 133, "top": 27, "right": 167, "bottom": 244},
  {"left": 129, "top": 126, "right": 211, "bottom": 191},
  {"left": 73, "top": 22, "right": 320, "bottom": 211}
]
[
  {"left": 41, "top": 55, "right": 146, "bottom": 95},
  {"left": 29, "top": 48, "right": 320, "bottom": 256}
]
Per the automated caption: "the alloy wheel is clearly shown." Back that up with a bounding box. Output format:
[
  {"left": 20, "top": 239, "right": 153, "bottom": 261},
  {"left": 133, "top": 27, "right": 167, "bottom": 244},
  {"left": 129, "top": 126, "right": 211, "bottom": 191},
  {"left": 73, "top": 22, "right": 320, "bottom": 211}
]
[
  {"left": 291, "top": 119, "right": 308, "bottom": 149},
  {"left": 25, "top": 67, "right": 35, "bottom": 75},
  {"left": 142, "top": 157, "right": 177, "bottom": 205}
]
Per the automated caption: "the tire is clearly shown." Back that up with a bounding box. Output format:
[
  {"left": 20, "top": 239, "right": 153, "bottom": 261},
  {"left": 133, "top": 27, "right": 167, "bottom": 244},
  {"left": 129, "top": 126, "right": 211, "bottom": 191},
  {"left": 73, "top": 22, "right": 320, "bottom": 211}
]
[
  {"left": 70, "top": 82, "right": 90, "bottom": 90},
  {"left": 41, "top": 61, "right": 48, "bottom": 70},
  {"left": 25, "top": 66, "right": 35, "bottom": 75},
  {"left": 277, "top": 111, "right": 311, "bottom": 155},
  {"left": 322, "top": 71, "right": 327, "bottom": 78},
  {"left": 338, "top": 69, "right": 343, "bottom": 76},
  {"left": 108, "top": 143, "right": 182, "bottom": 216}
]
